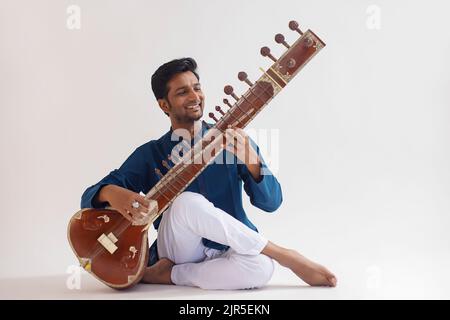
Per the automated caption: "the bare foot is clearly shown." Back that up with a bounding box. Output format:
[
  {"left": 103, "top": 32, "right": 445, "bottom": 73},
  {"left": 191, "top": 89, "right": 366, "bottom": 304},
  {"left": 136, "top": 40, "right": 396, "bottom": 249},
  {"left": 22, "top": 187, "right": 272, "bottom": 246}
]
[
  {"left": 141, "top": 258, "right": 174, "bottom": 285},
  {"left": 280, "top": 249, "right": 337, "bottom": 287},
  {"left": 262, "top": 242, "right": 337, "bottom": 287}
]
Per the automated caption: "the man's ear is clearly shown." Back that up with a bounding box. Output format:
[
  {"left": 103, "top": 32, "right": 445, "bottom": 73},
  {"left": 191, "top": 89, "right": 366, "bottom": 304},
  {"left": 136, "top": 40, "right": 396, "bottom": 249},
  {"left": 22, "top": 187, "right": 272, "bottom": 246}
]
[{"left": 158, "top": 99, "right": 170, "bottom": 115}]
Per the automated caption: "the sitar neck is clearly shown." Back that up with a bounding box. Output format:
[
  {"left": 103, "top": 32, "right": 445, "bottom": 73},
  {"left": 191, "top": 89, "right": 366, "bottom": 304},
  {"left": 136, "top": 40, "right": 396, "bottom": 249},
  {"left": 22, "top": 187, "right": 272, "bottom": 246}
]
[{"left": 144, "top": 25, "right": 326, "bottom": 222}]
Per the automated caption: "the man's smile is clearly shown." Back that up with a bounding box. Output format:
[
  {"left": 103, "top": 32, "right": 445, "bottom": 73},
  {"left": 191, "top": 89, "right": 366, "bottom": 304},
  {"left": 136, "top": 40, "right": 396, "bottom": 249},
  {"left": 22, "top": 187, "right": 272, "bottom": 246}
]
[{"left": 185, "top": 104, "right": 201, "bottom": 111}]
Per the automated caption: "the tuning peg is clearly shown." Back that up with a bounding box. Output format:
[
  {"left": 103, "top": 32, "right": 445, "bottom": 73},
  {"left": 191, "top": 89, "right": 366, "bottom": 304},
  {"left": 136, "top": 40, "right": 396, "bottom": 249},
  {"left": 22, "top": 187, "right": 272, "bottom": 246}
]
[
  {"left": 238, "top": 72, "right": 253, "bottom": 87},
  {"left": 289, "top": 20, "right": 303, "bottom": 35},
  {"left": 275, "top": 33, "right": 290, "bottom": 49},
  {"left": 260, "top": 46, "right": 277, "bottom": 62},
  {"left": 155, "top": 168, "right": 163, "bottom": 179},
  {"left": 162, "top": 160, "right": 171, "bottom": 170},
  {"left": 209, "top": 112, "right": 219, "bottom": 122},
  {"left": 224, "top": 85, "right": 239, "bottom": 101},
  {"left": 223, "top": 98, "right": 233, "bottom": 108},
  {"left": 215, "top": 106, "right": 226, "bottom": 116}
]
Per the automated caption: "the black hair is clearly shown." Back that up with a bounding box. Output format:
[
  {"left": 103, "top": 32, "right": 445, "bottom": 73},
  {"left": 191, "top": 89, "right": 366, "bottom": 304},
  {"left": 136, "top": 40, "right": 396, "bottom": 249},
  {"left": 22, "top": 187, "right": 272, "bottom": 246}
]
[{"left": 151, "top": 57, "right": 200, "bottom": 101}]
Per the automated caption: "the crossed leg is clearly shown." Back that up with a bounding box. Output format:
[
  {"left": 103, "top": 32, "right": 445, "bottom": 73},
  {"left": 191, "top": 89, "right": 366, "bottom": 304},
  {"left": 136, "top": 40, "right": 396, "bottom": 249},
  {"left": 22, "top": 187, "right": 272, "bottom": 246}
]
[{"left": 142, "top": 191, "right": 337, "bottom": 289}]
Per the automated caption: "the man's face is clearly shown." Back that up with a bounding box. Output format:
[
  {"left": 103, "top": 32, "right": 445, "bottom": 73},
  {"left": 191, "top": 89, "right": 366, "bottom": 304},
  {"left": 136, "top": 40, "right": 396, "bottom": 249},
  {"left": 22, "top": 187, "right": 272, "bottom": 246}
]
[{"left": 159, "top": 71, "right": 205, "bottom": 124}]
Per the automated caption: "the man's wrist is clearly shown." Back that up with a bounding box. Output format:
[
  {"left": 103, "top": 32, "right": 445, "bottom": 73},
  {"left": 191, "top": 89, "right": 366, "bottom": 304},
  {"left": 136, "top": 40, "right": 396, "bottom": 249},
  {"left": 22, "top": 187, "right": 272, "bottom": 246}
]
[
  {"left": 246, "top": 159, "right": 262, "bottom": 182},
  {"left": 95, "top": 184, "right": 114, "bottom": 205}
]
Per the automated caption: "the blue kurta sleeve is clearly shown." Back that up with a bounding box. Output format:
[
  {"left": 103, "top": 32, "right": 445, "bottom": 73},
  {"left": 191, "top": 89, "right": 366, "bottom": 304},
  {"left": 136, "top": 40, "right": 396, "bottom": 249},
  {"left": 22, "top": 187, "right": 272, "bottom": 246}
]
[
  {"left": 237, "top": 140, "right": 283, "bottom": 213},
  {"left": 80, "top": 144, "right": 153, "bottom": 209}
]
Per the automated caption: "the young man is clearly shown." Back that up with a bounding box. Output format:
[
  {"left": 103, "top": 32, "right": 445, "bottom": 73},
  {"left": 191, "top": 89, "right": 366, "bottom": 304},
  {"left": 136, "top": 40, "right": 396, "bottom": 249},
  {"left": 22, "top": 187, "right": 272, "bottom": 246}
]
[{"left": 81, "top": 58, "right": 337, "bottom": 290}]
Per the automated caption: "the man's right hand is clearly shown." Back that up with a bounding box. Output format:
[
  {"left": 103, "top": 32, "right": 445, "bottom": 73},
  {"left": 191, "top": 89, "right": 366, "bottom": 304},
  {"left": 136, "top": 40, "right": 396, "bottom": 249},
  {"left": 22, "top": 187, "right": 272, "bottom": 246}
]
[{"left": 96, "top": 185, "right": 151, "bottom": 223}]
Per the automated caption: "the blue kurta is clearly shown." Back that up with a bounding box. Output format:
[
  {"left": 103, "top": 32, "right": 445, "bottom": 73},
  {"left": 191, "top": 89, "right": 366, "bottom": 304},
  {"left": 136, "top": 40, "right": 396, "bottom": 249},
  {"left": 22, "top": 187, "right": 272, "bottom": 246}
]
[{"left": 81, "top": 121, "right": 282, "bottom": 263}]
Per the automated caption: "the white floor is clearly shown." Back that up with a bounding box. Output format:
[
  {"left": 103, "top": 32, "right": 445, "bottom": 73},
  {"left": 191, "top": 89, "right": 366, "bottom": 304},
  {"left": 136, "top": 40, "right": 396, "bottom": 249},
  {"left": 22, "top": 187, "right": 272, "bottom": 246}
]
[{"left": 2, "top": 257, "right": 449, "bottom": 300}]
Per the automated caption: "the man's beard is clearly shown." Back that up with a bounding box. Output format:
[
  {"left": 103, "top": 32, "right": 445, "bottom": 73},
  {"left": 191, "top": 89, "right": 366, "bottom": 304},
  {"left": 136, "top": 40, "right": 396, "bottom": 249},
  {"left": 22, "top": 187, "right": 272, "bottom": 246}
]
[{"left": 169, "top": 101, "right": 203, "bottom": 123}]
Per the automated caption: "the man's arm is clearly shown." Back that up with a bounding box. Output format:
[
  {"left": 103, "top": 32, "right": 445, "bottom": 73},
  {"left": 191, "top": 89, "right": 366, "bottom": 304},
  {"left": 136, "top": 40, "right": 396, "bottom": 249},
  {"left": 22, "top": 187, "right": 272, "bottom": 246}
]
[
  {"left": 244, "top": 159, "right": 262, "bottom": 183},
  {"left": 92, "top": 184, "right": 114, "bottom": 207},
  {"left": 224, "top": 128, "right": 262, "bottom": 181},
  {"left": 80, "top": 144, "right": 153, "bottom": 209},
  {"left": 225, "top": 129, "right": 283, "bottom": 212}
]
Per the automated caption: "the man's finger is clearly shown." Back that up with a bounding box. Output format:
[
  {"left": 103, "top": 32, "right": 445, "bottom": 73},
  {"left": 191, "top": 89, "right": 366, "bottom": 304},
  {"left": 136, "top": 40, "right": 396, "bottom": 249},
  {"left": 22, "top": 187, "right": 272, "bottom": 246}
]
[
  {"left": 127, "top": 195, "right": 149, "bottom": 213},
  {"left": 131, "top": 207, "right": 147, "bottom": 219},
  {"left": 136, "top": 195, "right": 150, "bottom": 207},
  {"left": 122, "top": 209, "right": 134, "bottom": 222},
  {"left": 131, "top": 210, "right": 150, "bottom": 222},
  {"left": 134, "top": 197, "right": 150, "bottom": 212},
  {"left": 225, "top": 134, "right": 241, "bottom": 150},
  {"left": 235, "top": 128, "right": 248, "bottom": 138}
]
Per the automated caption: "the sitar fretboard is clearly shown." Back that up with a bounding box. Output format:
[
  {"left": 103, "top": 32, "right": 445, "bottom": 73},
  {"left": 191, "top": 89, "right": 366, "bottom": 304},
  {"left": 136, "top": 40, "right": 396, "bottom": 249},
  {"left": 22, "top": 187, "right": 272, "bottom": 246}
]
[{"left": 144, "top": 21, "right": 326, "bottom": 222}]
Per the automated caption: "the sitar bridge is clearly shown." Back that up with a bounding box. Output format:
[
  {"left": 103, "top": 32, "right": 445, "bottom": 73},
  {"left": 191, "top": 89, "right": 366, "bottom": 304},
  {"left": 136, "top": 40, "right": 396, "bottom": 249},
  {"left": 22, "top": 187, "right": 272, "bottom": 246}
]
[{"left": 97, "top": 232, "right": 119, "bottom": 254}]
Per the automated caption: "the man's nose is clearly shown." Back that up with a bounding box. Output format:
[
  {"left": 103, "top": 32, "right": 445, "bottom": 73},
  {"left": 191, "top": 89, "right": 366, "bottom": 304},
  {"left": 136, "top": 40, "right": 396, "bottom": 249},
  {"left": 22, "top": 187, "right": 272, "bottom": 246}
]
[{"left": 188, "top": 89, "right": 201, "bottom": 101}]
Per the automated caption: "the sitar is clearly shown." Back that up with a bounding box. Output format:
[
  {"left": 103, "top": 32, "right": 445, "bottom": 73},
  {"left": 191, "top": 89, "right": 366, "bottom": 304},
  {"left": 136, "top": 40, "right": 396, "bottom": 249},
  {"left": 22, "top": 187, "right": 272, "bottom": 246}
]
[{"left": 67, "top": 20, "right": 326, "bottom": 289}]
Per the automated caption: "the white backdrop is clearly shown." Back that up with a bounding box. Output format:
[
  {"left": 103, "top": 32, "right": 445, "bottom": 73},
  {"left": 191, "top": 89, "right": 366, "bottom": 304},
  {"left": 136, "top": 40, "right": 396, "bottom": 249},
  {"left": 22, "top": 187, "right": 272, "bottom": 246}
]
[{"left": 1, "top": 0, "right": 449, "bottom": 298}]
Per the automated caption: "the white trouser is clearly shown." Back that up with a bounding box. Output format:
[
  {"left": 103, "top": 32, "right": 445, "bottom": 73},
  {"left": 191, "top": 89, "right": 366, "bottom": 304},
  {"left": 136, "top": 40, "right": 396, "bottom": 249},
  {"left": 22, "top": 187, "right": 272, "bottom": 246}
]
[{"left": 156, "top": 191, "right": 274, "bottom": 290}]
